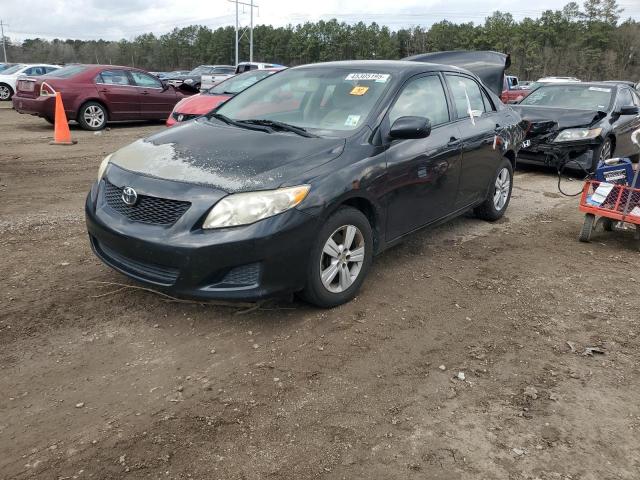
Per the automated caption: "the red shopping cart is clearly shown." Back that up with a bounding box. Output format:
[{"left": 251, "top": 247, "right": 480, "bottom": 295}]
[{"left": 578, "top": 129, "right": 640, "bottom": 248}]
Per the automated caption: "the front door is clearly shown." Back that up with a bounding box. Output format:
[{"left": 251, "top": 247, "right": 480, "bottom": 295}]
[
  {"left": 95, "top": 69, "right": 139, "bottom": 120},
  {"left": 130, "top": 71, "right": 177, "bottom": 120},
  {"left": 384, "top": 74, "right": 462, "bottom": 240},
  {"left": 445, "top": 73, "right": 503, "bottom": 207},
  {"left": 612, "top": 87, "right": 640, "bottom": 157}
]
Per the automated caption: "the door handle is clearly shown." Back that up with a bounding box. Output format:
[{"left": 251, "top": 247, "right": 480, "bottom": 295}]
[
  {"left": 141, "top": 90, "right": 150, "bottom": 95},
  {"left": 98, "top": 89, "right": 108, "bottom": 93},
  {"left": 447, "top": 137, "right": 461, "bottom": 147}
]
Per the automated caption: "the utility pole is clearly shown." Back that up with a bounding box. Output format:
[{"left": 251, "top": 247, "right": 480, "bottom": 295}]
[
  {"left": 228, "top": 0, "right": 258, "bottom": 65},
  {"left": 0, "top": 20, "right": 8, "bottom": 63}
]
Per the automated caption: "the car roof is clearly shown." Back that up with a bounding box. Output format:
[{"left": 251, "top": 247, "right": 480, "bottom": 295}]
[
  {"left": 292, "top": 59, "right": 469, "bottom": 75},
  {"left": 536, "top": 81, "right": 620, "bottom": 89}
]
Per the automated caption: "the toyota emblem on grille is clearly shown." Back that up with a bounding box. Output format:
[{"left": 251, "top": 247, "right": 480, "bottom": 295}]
[{"left": 121, "top": 187, "right": 138, "bottom": 206}]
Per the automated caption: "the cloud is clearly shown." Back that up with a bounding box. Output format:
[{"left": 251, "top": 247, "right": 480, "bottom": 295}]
[{"left": 4, "top": 0, "right": 640, "bottom": 41}]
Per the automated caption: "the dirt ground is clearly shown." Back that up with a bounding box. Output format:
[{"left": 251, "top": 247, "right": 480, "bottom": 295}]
[{"left": 1, "top": 103, "right": 640, "bottom": 480}]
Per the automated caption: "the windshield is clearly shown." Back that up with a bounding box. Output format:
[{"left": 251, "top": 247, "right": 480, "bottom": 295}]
[
  {"left": 2, "top": 64, "right": 24, "bottom": 75},
  {"left": 216, "top": 68, "right": 393, "bottom": 136},
  {"left": 519, "top": 84, "right": 613, "bottom": 111},
  {"left": 209, "top": 70, "right": 274, "bottom": 95},
  {"left": 46, "top": 65, "right": 88, "bottom": 78},
  {"left": 189, "top": 66, "right": 209, "bottom": 76}
]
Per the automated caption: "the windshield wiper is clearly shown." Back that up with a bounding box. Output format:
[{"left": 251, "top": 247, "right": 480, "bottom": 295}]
[
  {"left": 239, "top": 119, "right": 318, "bottom": 138},
  {"left": 208, "top": 113, "right": 271, "bottom": 133}
]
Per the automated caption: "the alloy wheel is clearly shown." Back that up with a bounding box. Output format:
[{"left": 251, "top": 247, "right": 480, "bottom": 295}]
[
  {"left": 319, "top": 224, "right": 365, "bottom": 293},
  {"left": 0, "top": 85, "right": 10, "bottom": 100},
  {"left": 599, "top": 140, "right": 612, "bottom": 161},
  {"left": 493, "top": 167, "right": 511, "bottom": 211},
  {"left": 84, "top": 105, "right": 105, "bottom": 129}
]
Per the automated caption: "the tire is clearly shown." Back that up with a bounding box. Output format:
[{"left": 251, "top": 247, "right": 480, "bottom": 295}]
[
  {"left": 0, "top": 83, "right": 13, "bottom": 101},
  {"left": 474, "top": 158, "right": 513, "bottom": 221},
  {"left": 301, "top": 207, "right": 373, "bottom": 308},
  {"left": 591, "top": 137, "right": 613, "bottom": 171},
  {"left": 579, "top": 213, "right": 595, "bottom": 242},
  {"left": 77, "top": 101, "right": 108, "bottom": 130}
]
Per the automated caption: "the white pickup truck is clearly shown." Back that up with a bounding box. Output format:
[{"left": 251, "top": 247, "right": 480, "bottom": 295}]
[{"left": 200, "top": 62, "right": 284, "bottom": 91}]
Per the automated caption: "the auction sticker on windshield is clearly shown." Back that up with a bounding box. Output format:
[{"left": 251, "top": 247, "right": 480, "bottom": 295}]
[
  {"left": 345, "top": 114, "right": 361, "bottom": 127},
  {"left": 345, "top": 73, "right": 390, "bottom": 83},
  {"left": 350, "top": 86, "right": 370, "bottom": 96}
]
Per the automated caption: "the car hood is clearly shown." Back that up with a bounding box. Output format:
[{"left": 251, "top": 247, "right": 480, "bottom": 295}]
[
  {"left": 403, "top": 50, "right": 510, "bottom": 97},
  {"left": 174, "top": 94, "right": 231, "bottom": 115},
  {"left": 511, "top": 105, "right": 607, "bottom": 135},
  {"left": 109, "top": 118, "right": 345, "bottom": 193}
]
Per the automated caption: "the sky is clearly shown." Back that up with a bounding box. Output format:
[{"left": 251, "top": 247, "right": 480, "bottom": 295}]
[{"left": 3, "top": 0, "right": 640, "bottom": 41}]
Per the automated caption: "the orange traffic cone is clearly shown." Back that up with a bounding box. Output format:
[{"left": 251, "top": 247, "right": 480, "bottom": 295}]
[{"left": 50, "top": 92, "right": 77, "bottom": 145}]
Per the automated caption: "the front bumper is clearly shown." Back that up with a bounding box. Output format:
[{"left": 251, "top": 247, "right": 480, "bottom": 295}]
[
  {"left": 85, "top": 165, "right": 321, "bottom": 300},
  {"left": 518, "top": 142, "right": 597, "bottom": 170},
  {"left": 12, "top": 95, "right": 56, "bottom": 120}
]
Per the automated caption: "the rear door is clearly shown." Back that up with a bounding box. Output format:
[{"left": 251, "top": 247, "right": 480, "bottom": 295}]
[
  {"left": 444, "top": 73, "right": 503, "bottom": 208},
  {"left": 95, "top": 69, "right": 139, "bottom": 120},
  {"left": 384, "top": 73, "right": 462, "bottom": 240},
  {"left": 130, "top": 71, "right": 176, "bottom": 120}
]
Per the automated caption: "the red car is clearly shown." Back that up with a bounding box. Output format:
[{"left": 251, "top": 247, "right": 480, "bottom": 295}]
[
  {"left": 167, "top": 68, "right": 284, "bottom": 127},
  {"left": 12, "top": 64, "right": 193, "bottom": 130}
]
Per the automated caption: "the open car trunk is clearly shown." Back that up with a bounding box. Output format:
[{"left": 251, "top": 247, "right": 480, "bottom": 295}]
[{"left": 403, "top": 51, "right": 511, "bottom": 98}]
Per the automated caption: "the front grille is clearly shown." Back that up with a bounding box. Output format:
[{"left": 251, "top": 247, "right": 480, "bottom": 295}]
[
  {"left": 172, "top": 112, "right": 200, "bottom": 122},
  {"left": 103, "top": 181, "right": 190, "bottom": 226},
  {"left": 93, "top": 238, "right": 179, "bottom": 286}
]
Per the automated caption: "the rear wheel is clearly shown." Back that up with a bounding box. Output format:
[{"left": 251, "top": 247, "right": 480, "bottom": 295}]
[
  {"left": 579, "top": 214, "right": 596, "bottom": 242},
  {"left": 77, "top": 101, "right": 108, "bottom": 130},
  {"left": 0, "top": 83, "right": 13, "bottom": 101},
  {"left": 474, "top": 158, "right": 513, "bottom": 221},
  {"left": 301, "top": 207, "right": 373, "bottom": 308}
]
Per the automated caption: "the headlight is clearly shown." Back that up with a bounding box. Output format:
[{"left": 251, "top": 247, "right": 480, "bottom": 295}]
[
  {"left": 184, "top": 78, "right": 194, "bottom": 84},
  {"left": 97, "top": 154, "right": 112, "bottom": 181},
  {"left": 203, "top": 185, "right": 311, "bottom": 229},
  {"left": 554, "top": 128, "right": 602, "bottom": 142}
]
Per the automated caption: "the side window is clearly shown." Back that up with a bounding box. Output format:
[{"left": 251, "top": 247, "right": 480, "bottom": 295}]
[
  {"left": 617, "top": 88, "right": 634, "bottom": 108},
  {"left": 446, "top": 75, "right": 486, "bottom": 119},
  {"left": 97, "top": 70, "right": 132, "bottom": 86},
  {"left": 481, "top": 89, "right": 496, "bottom": 112},
  {"left": 388, "top": 75, "right": 450, "bottom": 126},
  {"left": 23, "top": 67, "right": 35, "bottom": 75},
  {"left": 130, "top": 71, "right": 162, "bottom": 88}
]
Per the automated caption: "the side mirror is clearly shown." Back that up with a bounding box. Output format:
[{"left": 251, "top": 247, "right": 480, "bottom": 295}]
[
  {"left": 389, "top": 116, "right": 431, "bottom": 140},
  {"left": 161, "top": 80, "right": 169, "bottom": 91},
  {"left": 619, "top": 105, "right": 639, "bottom": 116}
]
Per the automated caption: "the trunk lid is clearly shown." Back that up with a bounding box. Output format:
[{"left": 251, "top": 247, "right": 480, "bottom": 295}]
[{"left": 403, "top": 50, "right": 510, "bottom": 97}]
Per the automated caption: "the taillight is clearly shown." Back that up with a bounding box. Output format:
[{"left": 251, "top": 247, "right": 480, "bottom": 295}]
[{"left": 40, "top": 82, "right": 56, "bottom": 96}]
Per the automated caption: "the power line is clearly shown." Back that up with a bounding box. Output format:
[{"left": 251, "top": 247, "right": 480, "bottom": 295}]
[{"left": 0, "top": 20, "right": 8, "bottom": 63}]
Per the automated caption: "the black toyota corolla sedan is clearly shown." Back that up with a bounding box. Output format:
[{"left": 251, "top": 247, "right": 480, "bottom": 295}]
[
  {"left": 86, "top": 58, "right": 524, "bottom": 307},
  {"left": 512, "top": 82, "right": 640, "bottom": 171}
]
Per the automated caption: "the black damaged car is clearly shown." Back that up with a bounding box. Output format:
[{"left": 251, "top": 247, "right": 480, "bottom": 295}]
[
  {"left": 86, "top": 57, "right": 524, "bottom": 307},
  {"left": 513, "top": 82, "right": 640, "bottom": 171}
]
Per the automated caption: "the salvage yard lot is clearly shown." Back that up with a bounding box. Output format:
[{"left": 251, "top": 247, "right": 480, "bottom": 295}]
[{"left": 1, "top": 102, "right": 640, "bottom": 479}]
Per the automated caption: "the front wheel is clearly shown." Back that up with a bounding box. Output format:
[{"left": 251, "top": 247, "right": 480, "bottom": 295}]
[
  {"left": 77, "top": 101, "right": 108, "bottom": 130},
  {"left": 579, "top": 214, "right": 595, "bottom": 242},
  {"left": 301, "top": 207, "right": 373, "bottom": 308},
  {"left": 474, "top": 158, "right": 513, "bottom": 221}
]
